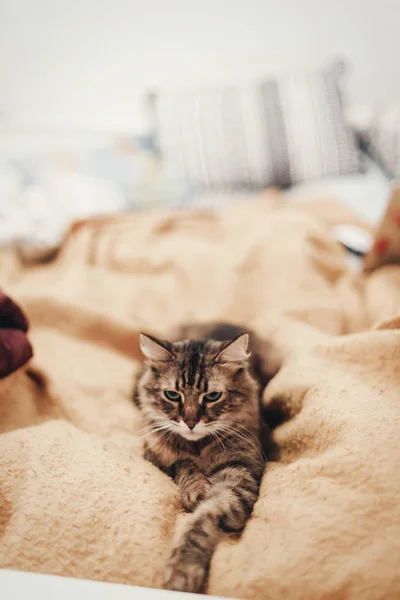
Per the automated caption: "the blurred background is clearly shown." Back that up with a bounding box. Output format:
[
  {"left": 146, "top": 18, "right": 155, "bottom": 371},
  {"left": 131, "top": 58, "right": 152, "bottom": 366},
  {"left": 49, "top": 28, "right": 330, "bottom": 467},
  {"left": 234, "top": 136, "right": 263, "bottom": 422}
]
[
  {"left": 0, "top": 0, "right": 399, "bottom": 261},
  {"left": 2, "top": 0, "right": 399, "bottom": 129}
]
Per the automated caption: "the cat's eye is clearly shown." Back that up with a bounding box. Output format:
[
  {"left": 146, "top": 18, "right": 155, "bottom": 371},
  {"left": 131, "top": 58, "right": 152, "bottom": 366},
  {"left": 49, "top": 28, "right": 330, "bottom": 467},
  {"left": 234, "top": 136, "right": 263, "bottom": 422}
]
[
  {"left": 164, "top": 390, "right": 181, "bottom": 402},
  {"left": 204, "top": 391, "right": 222, "bottom": 402}
]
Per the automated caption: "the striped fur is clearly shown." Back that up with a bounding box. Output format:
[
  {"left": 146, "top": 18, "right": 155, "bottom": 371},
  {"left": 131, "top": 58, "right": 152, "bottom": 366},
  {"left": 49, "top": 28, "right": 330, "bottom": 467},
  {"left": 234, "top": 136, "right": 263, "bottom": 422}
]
[{"left": 133, "top": 323, "right": 270, "bottom": 594}]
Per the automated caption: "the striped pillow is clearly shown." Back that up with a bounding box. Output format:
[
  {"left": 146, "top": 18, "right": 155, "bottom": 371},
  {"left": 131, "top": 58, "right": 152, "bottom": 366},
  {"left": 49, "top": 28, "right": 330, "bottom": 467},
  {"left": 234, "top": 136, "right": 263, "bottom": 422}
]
[{"left": 152, "top": 61, "right": 362, "bottom": 190}]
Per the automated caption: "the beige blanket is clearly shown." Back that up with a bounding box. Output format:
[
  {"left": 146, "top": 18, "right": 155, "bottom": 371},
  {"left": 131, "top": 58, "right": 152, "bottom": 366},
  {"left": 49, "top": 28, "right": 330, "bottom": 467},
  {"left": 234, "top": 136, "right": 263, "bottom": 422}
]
[{"left": 1, "top": 192, "right": 400, "bottom": 599}]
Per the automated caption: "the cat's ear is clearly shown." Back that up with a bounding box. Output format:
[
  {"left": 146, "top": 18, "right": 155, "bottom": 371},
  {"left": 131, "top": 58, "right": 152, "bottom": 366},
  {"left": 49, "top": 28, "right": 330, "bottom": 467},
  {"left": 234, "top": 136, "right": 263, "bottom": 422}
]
[
  {"left": 216, "top": 333, "right": 250, "bottom": 363},
  {"left": 139, "top": 333, "right": 173, "bottom": 361}
]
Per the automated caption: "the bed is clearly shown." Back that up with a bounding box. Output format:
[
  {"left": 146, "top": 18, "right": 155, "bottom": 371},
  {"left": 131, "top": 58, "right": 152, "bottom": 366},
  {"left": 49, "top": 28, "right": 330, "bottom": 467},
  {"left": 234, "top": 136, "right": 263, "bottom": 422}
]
[
  {"left": 0, "top": 128, "right": 392, "bottom": 262},
  {"left": 1, "top": 192, "right": 400, "bottom": 599},
  {"left": 2, "top": 55, "right": 400, "bottom": 597}
]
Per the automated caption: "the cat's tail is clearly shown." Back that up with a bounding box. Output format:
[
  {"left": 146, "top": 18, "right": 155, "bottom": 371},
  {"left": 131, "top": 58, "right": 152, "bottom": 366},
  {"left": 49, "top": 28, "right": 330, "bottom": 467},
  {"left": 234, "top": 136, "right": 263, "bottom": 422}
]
[{"left": 163, "top": 460, "right": 262, "bottom": 594}]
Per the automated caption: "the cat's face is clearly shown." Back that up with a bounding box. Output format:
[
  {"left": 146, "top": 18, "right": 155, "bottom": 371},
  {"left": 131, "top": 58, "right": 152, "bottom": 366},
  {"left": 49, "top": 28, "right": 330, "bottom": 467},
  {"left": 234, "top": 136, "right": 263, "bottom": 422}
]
[{"left": 138, "top": 333, "right": 259, "bottom": 441}]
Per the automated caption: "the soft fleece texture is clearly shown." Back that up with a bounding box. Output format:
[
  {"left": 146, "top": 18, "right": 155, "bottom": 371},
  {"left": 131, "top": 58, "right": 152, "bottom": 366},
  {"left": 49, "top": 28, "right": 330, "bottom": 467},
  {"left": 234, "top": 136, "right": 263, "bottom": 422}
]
[{"left": 0, "top": 191, "right": 400, "bottom": 599}]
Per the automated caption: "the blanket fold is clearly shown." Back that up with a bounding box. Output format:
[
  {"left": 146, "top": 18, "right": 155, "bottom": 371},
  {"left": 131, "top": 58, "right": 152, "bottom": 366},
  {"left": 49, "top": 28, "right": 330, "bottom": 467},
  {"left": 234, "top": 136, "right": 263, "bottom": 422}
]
[{"left": 1, "top": 193, "right": 399, "bottom": 599}]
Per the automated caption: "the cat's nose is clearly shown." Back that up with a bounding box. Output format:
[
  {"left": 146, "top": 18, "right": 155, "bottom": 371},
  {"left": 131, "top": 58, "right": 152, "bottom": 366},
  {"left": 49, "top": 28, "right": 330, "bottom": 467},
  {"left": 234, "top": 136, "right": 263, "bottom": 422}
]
[
  {"left": 183, "top": 407, "right": 201, "bottom": 430},
  {"left": 184, "top": 418, "right": 199, "bottom": 430}
]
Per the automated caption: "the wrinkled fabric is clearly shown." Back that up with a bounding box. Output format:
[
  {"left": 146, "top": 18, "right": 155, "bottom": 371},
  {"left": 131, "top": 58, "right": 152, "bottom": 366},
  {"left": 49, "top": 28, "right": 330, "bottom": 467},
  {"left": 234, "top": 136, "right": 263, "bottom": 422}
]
[{"left": 1, "top": 193, "right": 400, "bottom": 599}]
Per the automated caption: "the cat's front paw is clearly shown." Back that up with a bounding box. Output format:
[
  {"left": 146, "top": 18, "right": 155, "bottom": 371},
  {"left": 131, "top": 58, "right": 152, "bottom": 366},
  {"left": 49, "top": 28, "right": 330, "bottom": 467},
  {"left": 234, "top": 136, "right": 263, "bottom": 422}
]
[
  {"left": 180, "top": 478, "right": 210, "bottom": 512},
  {"left": 163, "top": 552, "right": 208, "bottom": 594},
  {"left": 180, "top": 486, "right": 205, "bottom": 513}
]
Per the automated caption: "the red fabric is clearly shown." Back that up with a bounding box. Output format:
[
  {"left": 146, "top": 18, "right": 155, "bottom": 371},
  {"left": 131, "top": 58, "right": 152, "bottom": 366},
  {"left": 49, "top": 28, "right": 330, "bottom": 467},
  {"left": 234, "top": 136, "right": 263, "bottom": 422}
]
[
  {"left": 374, "top": 237, "right": 389, "bottom": 254},
  {"left": 0, "top": 292, "right": 33, "bottom": 379}
]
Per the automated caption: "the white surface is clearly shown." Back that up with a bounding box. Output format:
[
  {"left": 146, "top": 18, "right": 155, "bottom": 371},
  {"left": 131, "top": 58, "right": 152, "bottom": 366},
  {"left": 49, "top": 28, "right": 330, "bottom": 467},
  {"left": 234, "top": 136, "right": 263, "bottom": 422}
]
[
  {"left": 1, "top": 0, "right": 400, "bottom": 132},
  {"left": 332, "top": 225, "right": 373, "bottom": 254},
  {"left": 0, "top": 159, "right": 126, "bottom": 260},
  {"left": 287, "top": 155, "right": 391, "bottom": 224},
  {"left": 0, "top": 570, "right": 231, "bottom": 600},
  {"left": 0, "top": 127, "right": 111, "bottom": 154}
]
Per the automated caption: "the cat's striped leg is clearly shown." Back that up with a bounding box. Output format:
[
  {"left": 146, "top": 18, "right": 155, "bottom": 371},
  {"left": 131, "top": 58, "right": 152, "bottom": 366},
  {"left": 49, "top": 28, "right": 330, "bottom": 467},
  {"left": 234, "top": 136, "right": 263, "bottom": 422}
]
[{"left": 163, "top": 460, "right": 263, "bottom": 593}]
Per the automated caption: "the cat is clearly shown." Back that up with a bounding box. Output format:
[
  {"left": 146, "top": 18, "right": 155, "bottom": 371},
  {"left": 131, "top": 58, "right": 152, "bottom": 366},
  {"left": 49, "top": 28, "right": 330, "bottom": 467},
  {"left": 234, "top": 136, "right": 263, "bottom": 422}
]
[{"left": 133, "top": 322, "right": 279, "bottom": 594}]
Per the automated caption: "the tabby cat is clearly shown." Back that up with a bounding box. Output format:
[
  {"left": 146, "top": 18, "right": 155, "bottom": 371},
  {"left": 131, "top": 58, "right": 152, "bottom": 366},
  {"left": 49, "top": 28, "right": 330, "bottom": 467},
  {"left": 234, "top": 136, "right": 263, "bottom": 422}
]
[{"left": 133, "top": 323, "right": 276, "bottom": 594}]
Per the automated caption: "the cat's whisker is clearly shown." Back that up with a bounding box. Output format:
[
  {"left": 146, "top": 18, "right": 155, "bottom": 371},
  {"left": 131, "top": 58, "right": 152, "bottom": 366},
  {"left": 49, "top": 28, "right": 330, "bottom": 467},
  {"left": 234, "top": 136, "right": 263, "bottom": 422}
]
[
  {"left": 213, "top": 429, "right": 230, "bottom": 448},
  {"left": 136, "top": 423, "right": 173, "bottom": 441},
  {"left": 133, "top": 325, "right": 268, "bottom": 594},
  {"left": 157, "top": 429, "right": 176, "bottom": 455},
  {"left": 145, "top": 425, "right": 176, "bottom": 450},
  {"left": 234, "top": 422, "right": 267, "bottom": 452},
  {"left": 218, "top": 423, "right": 258, "bottom": 445},
  {"left": 208, "top": 429, "right": 225, "bottom": 453},
  {"left": 216, "top": 423, "right": 266, "bottom": 461}
]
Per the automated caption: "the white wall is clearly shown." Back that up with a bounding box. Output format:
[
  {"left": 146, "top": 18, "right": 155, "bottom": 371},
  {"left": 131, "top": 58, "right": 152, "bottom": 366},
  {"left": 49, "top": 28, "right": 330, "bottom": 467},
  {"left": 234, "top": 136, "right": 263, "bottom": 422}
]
[{"left": 1, "top": 0, "right": 399, "bottom": 133}]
